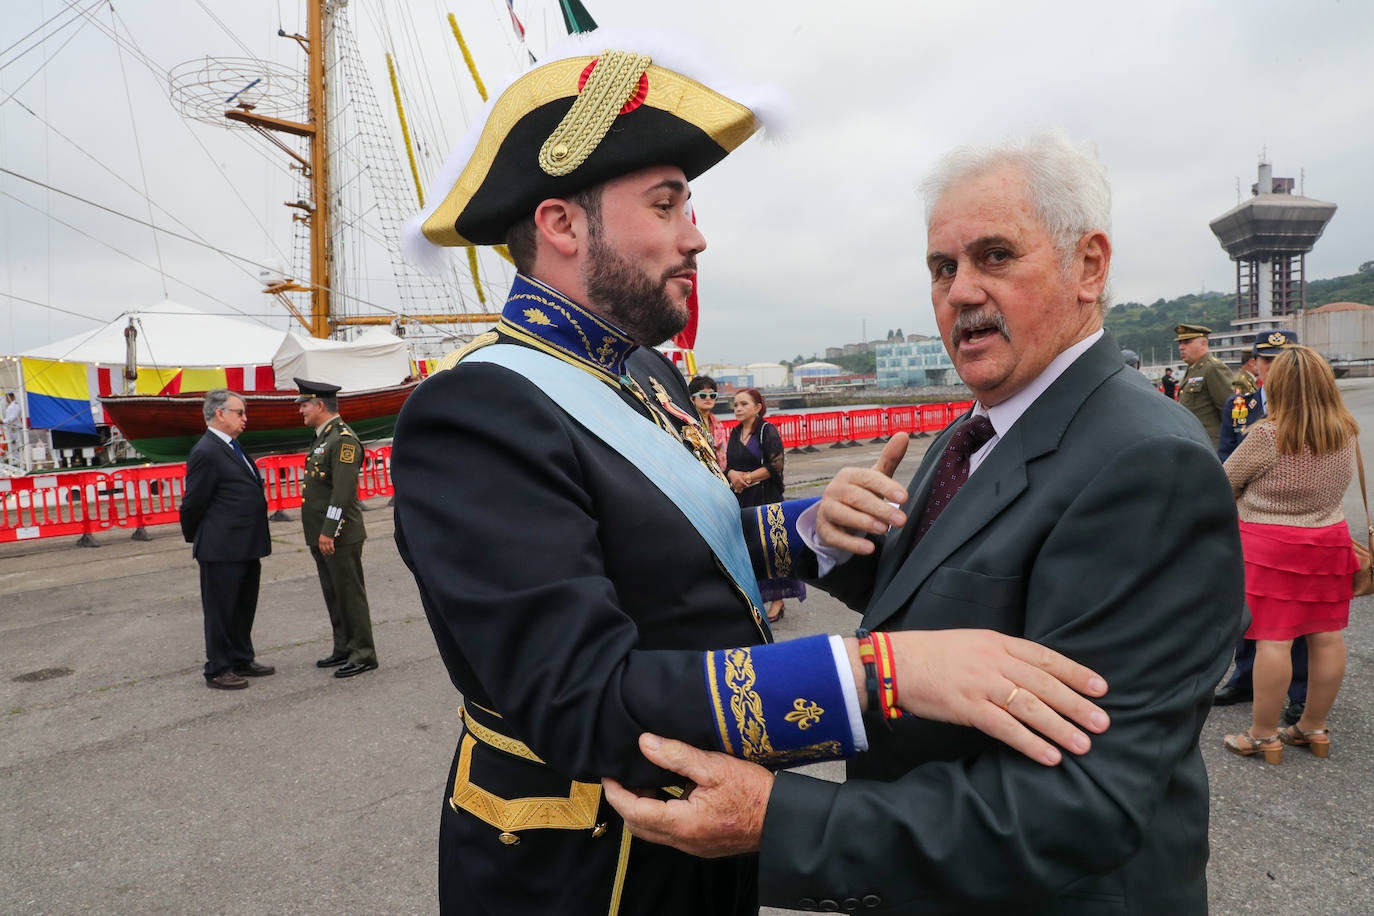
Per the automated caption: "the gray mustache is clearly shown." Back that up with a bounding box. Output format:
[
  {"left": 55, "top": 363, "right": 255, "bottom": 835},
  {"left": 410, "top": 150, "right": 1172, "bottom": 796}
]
[{"left": 951, "top": 309, "right": 1010, "bottom": 349}]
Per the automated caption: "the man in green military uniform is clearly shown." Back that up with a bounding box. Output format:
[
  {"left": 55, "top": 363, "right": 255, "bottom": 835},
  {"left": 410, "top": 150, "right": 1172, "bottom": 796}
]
[
  {"left": 1232, "top": 353, "right": 1259, "bottom": 396},
  {"left": 1175, "top": 323, "right": 1233, "bottom": 447},
  {"left": 296, "top": 378, "right": 378, "bottom": 678}
]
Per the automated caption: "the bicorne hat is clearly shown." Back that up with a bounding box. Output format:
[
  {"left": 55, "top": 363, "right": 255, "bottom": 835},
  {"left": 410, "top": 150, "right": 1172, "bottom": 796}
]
[{"left": 404, "top": 31, "right": 772, "bottom": 256}]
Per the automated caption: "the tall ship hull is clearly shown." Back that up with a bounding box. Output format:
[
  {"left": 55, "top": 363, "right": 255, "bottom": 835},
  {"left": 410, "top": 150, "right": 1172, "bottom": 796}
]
[{"left": 99, "top": 382, "right": 417, "bottom": 463}]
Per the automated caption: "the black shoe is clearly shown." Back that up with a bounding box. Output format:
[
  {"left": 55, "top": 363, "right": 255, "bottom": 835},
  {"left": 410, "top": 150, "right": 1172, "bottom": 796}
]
[
  {"left": 316, "top": 654, "right": 349, "bottom": 668},
  {"left": 233, "top": 661, "right": 275, "bottom": 677},
  {"left": 1212, "top": 683, "right": 1253, "bottom": 706},
  {"left": 334, "top": 660, "right": 379, "bottom": 678},
  {"left": 1282, "top": 701, "right": 1305, "bottom": 727}
]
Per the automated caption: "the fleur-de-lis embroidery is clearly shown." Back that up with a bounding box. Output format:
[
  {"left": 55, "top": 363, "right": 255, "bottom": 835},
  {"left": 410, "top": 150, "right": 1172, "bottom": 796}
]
[
  {"left": 523, "top": 308, "right": 553, "bottom": 326},
  {"left": 784, "top": 698, "right": 823, "bottom": 730},
  {"left": 594, "top": 336, "right": 618, "bottom": 365}
]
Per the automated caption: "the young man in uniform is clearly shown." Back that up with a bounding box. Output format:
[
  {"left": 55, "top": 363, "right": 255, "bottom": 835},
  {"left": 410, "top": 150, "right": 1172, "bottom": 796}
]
[
  {"left": 297, "top": 378, "right": 377, "bottom": 678},
  {"left": 391, "top": 37, "right": 1107, "bottom": 916},
  {"left": 1175, "top": 323, "right": 1233, "bottom": 447}
]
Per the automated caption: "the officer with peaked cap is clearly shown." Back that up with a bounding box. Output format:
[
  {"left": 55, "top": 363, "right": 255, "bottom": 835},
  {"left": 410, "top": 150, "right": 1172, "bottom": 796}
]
[
  {"left": 296, "top": 378, "right": 377, "bottom": 678},
  {"left": 389, "top": 30, "right": 1102, "bottom": 916},
  {"left": 1175, "top": 323, "right": 1233, "bottom": 447},
  {"left": 1214, "top": 329, "right": 1309, "bottom": 719}
]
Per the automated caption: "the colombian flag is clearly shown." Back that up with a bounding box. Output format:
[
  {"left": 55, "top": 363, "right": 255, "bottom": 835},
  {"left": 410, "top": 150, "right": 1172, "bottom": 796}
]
[{"left": 21, "top": 358, "right": 96, "bottom": 434}]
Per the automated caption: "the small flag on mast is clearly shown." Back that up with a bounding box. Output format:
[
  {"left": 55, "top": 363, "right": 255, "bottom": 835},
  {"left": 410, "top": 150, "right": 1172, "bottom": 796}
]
[{"left": 506, "top": 0, "right": 526, "bottom": 40}]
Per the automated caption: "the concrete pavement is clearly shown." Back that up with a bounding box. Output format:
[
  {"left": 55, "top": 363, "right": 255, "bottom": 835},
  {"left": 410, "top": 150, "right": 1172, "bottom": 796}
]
[{"left": 3, "top": 388, "right": 1373, "bottom": 913}]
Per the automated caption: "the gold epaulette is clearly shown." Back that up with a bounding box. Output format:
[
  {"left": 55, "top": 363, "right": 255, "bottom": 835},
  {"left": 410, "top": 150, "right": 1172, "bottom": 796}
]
[{"left": 436, "top": 331, "right": 500, "bottom": 373}]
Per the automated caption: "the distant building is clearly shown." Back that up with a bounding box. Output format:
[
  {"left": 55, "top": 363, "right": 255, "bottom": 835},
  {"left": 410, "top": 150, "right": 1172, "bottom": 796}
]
[
  {"left": 1295, "top": 302, "right": 1374, "bottom": 369},
  {"left": 744, "top": 362, "right": 789, "bottom": 389},
  {"left": 794, "top": 361, "right": 844, "bottom": 386},
  {"left": 875, "top": 338, "right": 958, "bottom": 388}
]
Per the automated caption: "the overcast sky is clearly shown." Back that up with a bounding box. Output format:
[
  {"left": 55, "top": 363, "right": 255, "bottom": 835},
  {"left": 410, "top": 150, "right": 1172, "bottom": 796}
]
[{"left": 3, "top": 0, "right": 1372, "bottom": 367}]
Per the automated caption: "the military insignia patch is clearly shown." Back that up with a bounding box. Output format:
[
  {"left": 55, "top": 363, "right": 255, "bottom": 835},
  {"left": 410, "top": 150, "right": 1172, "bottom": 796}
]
[
  {"left": 340, "top": 442, "right": 358, "bottom": 464},
  {"left": 1268, "top": 332, "right": 1286, "bottom": 346}
]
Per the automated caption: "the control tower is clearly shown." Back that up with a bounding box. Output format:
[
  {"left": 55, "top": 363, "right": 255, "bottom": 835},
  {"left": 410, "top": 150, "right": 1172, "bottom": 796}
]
[{"left": 1209, "top": 161, "right": 1336, "bottom": 319}]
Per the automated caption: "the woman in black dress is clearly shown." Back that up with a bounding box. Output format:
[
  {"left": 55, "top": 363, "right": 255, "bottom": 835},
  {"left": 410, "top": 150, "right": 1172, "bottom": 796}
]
[{"left": 725, "top": 388, "right": 791, "bottom": 621}]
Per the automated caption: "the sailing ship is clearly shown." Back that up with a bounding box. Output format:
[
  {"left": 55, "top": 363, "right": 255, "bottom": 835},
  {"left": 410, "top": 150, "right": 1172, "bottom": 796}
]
[
  {"left": 98, "top": 382, "right": 418, "bottom": 463},
  {"left": 11, "top": 0, "right": 606, "bottom": 464}
]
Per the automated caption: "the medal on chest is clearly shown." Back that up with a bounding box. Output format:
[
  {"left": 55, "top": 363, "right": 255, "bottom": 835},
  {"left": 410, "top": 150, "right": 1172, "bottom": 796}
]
[{"left": 647, "top": 376, "right": 729, "bottom": 484}]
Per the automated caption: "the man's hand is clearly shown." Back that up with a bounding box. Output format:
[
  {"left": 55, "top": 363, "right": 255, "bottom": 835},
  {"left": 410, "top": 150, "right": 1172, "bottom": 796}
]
[
  {"left": 318, "top": 533, "right": 335, "bottom": 556},
  {"left": 814, "top": 433, "right": 911, "bottom": 554},
  {"left": 861, "top": 630, "right": 1111, "bottom": 766},
  {"left": 602, "top": 733, "right": 773, "bottom": 857}
]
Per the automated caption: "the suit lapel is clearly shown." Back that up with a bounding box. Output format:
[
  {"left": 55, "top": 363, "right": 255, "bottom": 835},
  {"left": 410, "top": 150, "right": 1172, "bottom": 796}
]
[
  {"left": 861, "top": 333, "right": 1126, "bottom": 630},
  {"left": 218, "top": 435, "right": 259, "bottom": 481},
  {"left": 871, "top": 419, "right": 966, "bottom": 597},
  {"left": 864, "top": 428, "right": 1028, "bottom": 629}
]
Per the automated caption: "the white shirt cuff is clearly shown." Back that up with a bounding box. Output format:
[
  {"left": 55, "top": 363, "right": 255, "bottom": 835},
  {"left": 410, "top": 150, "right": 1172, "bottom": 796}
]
[
  {"left": 828, "top": 634, "right": 868, "bottom": 752},
  {"left": 798, "top": 501, "right": 856, "bottom": 578}
]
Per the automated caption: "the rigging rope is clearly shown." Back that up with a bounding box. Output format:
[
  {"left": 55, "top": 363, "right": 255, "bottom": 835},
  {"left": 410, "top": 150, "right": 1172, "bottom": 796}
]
[{"left": 108, "top": 4, "right": 167, "bottom": 299}]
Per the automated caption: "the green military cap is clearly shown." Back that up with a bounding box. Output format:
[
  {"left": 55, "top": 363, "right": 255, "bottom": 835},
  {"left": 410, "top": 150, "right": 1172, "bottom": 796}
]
[
  {"left": 294, "top": 377, "right": 341, "bottom": 403},
  {"left": 1174, "top": 324, "right": 1212, "bottom": 341}
]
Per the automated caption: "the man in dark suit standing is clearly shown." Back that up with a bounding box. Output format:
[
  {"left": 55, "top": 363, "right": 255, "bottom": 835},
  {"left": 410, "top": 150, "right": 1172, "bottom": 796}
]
[
  {"left": 608, "top": 131, "right": 1244, "bottom": 913},
  {"left": 180, "top": 389, "right": 274, "bottom": 690}
]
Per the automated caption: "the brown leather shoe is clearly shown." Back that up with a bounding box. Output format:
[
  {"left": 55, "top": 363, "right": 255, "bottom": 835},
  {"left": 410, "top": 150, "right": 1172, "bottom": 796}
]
[
  {"left": 233, "top": 661, "right": 275, "bottom": 677},
  {"left": 205, "top": 671, "right": 249, "bottom": 690}
]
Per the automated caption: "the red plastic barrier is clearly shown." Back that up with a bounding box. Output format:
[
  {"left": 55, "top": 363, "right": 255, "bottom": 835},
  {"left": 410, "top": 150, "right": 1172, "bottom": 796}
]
[
  {"left": 847, "top": 409, "right": 884, "bottom": 442},
  {"left": 0, "top": 470, "right": 109, "bottom": 544},
  {"left": 4, "top": 402, "right": 995, "bottom": 546},
  {"left": 357, "top": 445, "right": 393, "bottom": 500},
  {"left": 107, "top": 465, "right": 187, "bottom": 533},
  {"left": 258, "top": 454, "right": 305, "bottom": 512},
  {"left": 767, "top": 414, "right": 806, "bottom": 449},
  {"left": 884, "top": 406, "right": 919, "bottom": 435},
  {"left": 806, "top": 411, "right": 846, "bottom": 447},
  {"left": 916, "top": 404, "right": 947, "bottom": 432}
]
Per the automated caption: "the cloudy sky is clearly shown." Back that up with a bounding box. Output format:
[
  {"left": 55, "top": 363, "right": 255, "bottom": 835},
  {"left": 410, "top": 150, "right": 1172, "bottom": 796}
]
[{"left": 2, "top": 0, "right": 1372, "bottom": 367}]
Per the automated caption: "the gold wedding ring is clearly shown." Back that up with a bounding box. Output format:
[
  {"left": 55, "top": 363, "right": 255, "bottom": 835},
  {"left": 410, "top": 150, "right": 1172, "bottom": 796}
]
[{"left": 1001, "top": 686, "right": 1021, "bottom": 711}]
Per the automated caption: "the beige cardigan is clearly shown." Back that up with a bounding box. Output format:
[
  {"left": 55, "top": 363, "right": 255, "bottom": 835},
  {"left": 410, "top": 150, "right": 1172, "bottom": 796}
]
[{"left": 1223, "top": 420, "right": 1355, "bottom": 527}]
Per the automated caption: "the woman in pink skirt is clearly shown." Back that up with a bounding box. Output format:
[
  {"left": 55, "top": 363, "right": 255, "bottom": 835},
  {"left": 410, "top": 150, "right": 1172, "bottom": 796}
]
[{"left": 1222, "top": 345, "right": 1359, "bottom": 763}]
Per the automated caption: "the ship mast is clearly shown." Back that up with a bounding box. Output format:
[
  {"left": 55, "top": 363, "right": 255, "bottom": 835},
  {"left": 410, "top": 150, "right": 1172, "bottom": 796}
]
[{"left": 225, "top": 0, "right": 332, "bottom": 338}]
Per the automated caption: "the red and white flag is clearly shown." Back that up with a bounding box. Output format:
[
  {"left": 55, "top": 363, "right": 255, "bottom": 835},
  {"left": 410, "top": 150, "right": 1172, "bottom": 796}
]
[{"left": 506, "top": 0, "right": 526, "bottom": 40}]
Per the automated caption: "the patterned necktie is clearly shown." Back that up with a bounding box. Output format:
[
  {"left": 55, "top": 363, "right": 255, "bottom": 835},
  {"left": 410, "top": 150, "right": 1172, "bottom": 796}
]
[{"left": 912, "top": 415, "right": 996, "bottom": 543}]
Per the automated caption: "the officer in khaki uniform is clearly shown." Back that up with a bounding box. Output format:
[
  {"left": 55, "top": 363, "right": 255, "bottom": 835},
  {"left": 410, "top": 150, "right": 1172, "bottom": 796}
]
[
  {"left": 1232, "top": 358, "right": 1258, "bottom": 396},
  {"left": 296, "top": 378, "right": 377, "bottom": 678},
  {"left": 1175, "top": 323, "right": 1233, "bottom": 448}
]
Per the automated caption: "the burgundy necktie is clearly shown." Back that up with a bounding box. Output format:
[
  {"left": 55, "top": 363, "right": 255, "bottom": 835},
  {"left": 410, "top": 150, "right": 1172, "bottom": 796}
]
[{"left": 912, "top": 415, "right": 996, "bottom": 543}]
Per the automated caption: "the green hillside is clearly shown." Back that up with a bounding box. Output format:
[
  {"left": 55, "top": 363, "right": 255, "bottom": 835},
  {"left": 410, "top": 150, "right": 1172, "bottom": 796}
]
[{"left": 1106, "top": 266, "right": 1374, "bottom": 364}]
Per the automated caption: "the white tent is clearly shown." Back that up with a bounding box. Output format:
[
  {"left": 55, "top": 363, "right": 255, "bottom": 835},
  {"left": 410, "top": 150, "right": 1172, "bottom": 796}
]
[
  {"left": 271, "top": 327, "right": 411, "bottom": 392},
  {"left": 20, "top": 299, "right": 286, "bottom": 368}
]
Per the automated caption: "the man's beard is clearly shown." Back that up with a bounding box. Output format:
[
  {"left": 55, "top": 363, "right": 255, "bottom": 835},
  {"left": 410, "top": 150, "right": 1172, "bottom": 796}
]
[{"left": 583, "top": 231, "right": 692, "bottom": 346}]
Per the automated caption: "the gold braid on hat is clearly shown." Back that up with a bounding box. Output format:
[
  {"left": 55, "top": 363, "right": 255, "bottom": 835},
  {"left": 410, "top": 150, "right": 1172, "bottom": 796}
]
[{"left": 538, "top": 50, "right": 652, "bottom": 177}]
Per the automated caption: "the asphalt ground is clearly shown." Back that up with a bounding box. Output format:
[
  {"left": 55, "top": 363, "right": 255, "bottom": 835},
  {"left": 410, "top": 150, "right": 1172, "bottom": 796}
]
[{"left": 4, "top": 384, "right": 1373, "bottom": 914}]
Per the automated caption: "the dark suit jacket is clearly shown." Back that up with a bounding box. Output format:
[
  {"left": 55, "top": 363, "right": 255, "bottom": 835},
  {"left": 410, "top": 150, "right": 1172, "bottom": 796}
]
[
  {"left": 760, "top": 334, "right": 1244, "bottom": 914},
  {"left": 180, "top": 430, "right": 271, "bottom": 562}
]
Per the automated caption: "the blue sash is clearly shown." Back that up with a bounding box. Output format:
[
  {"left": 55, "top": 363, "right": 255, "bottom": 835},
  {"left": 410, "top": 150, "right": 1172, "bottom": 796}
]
[{"left": 466, "top": 345, "right": 767, "bottom": 617}]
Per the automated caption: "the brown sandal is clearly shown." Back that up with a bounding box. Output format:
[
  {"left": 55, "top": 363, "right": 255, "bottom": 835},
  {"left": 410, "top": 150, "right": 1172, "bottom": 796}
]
[
  {"left": 1224, "top": 730, "right": 1283, "bottom": 764},
  {"left": 1278, "top": 724, "right": 1331, "bottom": 758}
]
